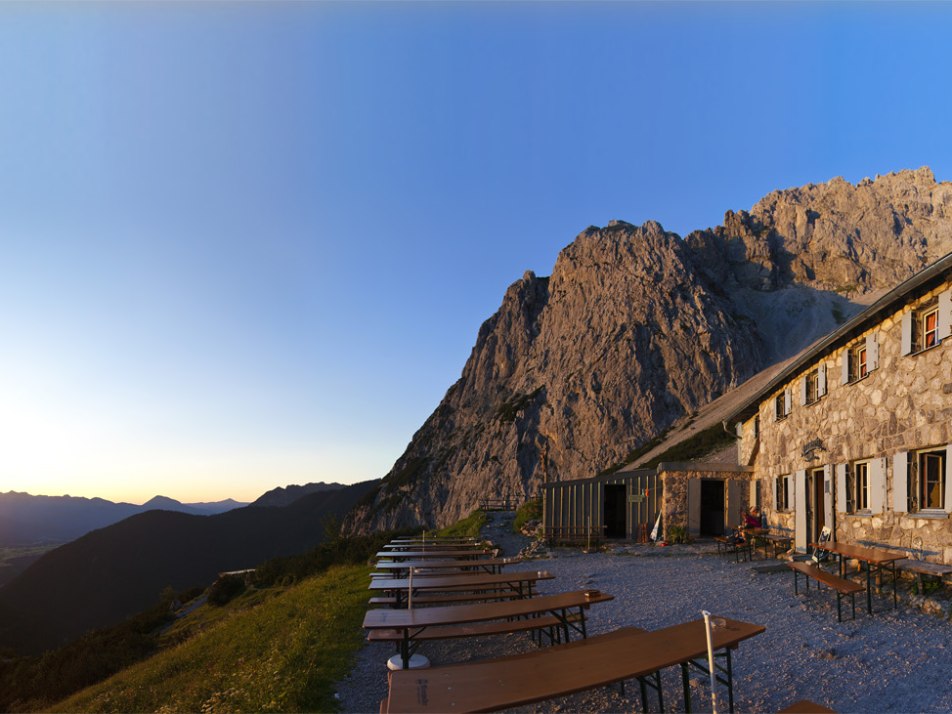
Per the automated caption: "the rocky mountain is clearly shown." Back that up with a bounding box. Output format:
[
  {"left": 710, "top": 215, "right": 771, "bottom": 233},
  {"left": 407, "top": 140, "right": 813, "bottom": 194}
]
[
  {"left": 345, "top": 168, "right": 952, "bottom": 533},
  {"left": 0, "top": 491, "right": 248, "bottom": 548}
]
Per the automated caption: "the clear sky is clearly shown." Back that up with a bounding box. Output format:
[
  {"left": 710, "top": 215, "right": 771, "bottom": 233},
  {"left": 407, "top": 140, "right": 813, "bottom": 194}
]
[{"left": 2, "top": 2, "right": 951, "bottom": 504}]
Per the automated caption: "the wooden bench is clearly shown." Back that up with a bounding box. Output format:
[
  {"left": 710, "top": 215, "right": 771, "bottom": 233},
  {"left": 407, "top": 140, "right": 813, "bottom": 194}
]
[
  {"left": 368, "top": 589, "right": 522, "bottom": 607},
  {"left": 764, "top": 534, "right": 793, "bottom": 558},
  {"left": 383, "top": 617, "right": 766, "bottom": 714},
  {"left": 715, "top": 535, "right": 752, "bottom": 562},
  {"left": 367, "top": 612, "right": 582, "bottom": 649},
  {"left": 896, "top": 558, "right": 952, "bottom": 595},
  {"left": 788, "top": 562, "right": 865, "bottom": 622}
]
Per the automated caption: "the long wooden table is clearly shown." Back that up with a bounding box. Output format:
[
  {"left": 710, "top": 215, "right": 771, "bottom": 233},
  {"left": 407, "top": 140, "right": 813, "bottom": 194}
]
[
  {"left": 363, "top": 589, "right": 613, "bottom": 670},
  {"left": 383, "top": 543, "right": 492, "bottom": 552},
  {"left": 372, "top": 558, "right": 513, "bottom": 577},
  {"left": 812, "top": 541, "right": 905, "bottom": 614},
  {"left": 375, "top": 549, "right": 493, "bottom": 561},
  {"left": 383, "top": 616, "right": 765, "bottom": 713},
  {"left": 369, "top": 571, "right": 554, "bottom": 607}
]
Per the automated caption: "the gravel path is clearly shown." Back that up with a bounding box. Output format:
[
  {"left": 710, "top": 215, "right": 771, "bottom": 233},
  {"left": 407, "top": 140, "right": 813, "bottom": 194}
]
[{"left": 336, "top": 520, "right": 952, "bottom": 713}]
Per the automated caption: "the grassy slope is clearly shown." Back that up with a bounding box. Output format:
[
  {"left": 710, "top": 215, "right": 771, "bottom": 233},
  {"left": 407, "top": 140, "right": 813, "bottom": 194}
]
[{"left": 51, "top": 564, "right": 371, "bottom": 714}]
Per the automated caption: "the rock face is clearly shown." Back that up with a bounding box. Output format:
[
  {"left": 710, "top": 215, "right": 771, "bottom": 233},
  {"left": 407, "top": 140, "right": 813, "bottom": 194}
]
[{"left": 345, "top": 168, "right": 952, "bottom": 534}]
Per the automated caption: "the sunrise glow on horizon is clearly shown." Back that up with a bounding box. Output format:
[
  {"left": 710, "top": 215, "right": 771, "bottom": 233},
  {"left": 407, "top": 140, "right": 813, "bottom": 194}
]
[{"left": 3, "top": 3, "right": 952, "bottom": 504}]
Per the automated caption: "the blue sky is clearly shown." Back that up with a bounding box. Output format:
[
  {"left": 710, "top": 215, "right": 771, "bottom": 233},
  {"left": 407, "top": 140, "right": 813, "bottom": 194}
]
[{"left": 2, "top": 2, "right": 951, "bottom": 504}]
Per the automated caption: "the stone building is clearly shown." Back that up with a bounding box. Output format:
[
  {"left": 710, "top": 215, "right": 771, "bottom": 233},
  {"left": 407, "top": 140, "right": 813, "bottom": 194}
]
[{"left": 729, "top": 251, "right": 952, "bottom": 562}]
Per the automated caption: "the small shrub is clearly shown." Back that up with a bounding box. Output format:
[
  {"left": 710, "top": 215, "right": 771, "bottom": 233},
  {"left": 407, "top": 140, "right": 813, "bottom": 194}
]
[
  {"left": 667, "top": 525, "right": 690, "bottom": 544},
  {"left": 207, "top": 574, "right": 247, "bottom": 606},
  {"left": 513, "top": 499, "right": 542, "bottom": 533}
]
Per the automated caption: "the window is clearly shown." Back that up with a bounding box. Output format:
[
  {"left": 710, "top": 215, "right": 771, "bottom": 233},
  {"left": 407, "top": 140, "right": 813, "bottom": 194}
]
[
  {"left": 903, "top": 301, "right": 942, "bottom": 355},
  {"left": 845, "top": 460, "right": 870, "bottom": 513},
  {"left": 805, "top": 370, "right": 819, "bottom": 405},
  {"left": 800, "top": 365, "right": 826, "bottom": 405},
  {"left": 907, "top": 449, "right": 946, "bottom": 512},
  {"left": 843, "top": 334, "right": 879, "bottom": 384},
  {"left": 850, "top": 343, "right": 868, "bottom": 381},
  {"left": 922, "top": 307, "right": 939, "bottom": 350},
  {"left": 775, "top": 475, "right": 790, "bottom": 511},
  {"left": 775, "top": 388, "right": 791, "bottom": 421}
]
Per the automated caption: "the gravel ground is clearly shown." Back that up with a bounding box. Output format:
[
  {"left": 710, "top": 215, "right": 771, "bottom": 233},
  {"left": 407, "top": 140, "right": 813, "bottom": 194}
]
[{"left": 336, "top": 516, "right": 952, "bottom": 713}]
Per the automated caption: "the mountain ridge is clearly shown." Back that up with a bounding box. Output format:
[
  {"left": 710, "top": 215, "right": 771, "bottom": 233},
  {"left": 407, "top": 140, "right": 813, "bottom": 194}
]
[{"left": 344, "top": 168, "right": 952, "bottom": 534}]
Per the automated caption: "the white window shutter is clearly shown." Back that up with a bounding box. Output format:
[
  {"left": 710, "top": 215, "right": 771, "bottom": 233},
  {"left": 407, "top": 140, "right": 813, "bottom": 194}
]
[
  {"left": 784, "top": 388, "right": 792, "bottom": 415},
  {"left": 823, "top": 464, "right": 834, "bottom": 531},
  {"left": 940, "top": 289, "right": 952, "bottom": 341},
  {"left": 870, "top": 457, "right": 886, "bottom": 514},
  {"left": 818, "top": 363, "right": 827, "bottom": 397},
  {"left": 836, "top": 463, "right": 847, "bottom": 513},
  {"left": 794, "top": 470, "right": 807, "bottom": 551},
  {"left": 901, "top": 311, "right": 913, "bottom": 355},
  {"left": 799, "top": 378, "right": 807, "bottom": 406},
  {"left": 893, "top": 452, "right": 907, "bottom": 513},
  {"left": 867, "top": 332, "right": 879, "bottom": 371},
  {"left": 945, "top": 445, "right": 952, "bottom": 513},
  {"left": 841, "top": 351, "right": 851, "bottom": 384}
]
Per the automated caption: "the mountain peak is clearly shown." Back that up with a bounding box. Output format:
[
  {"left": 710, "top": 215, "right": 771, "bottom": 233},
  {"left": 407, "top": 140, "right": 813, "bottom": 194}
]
[{"left": 142, "top": 495, "right": 184, "bottom": 509}]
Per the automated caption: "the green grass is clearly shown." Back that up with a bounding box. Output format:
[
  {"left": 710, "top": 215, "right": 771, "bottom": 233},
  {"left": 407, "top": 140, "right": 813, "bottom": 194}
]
[
  {"left": 512, "top": 499, "right": 542, "bottom": 533},
  {"left": 51, "top": 564, "right": 372, "bottom": 714},
  {"left": 433, "top": 509, "right": 487, "bottom": 538}
]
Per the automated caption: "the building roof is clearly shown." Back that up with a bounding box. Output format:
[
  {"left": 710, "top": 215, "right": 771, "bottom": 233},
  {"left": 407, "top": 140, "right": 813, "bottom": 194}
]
[{"left": 726, "top": 250, "right": 952, "bottom": 424}]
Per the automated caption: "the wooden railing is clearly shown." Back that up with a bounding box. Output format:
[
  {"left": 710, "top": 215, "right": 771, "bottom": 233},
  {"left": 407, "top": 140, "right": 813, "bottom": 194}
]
[{"left": 543, "top": 525, "right": 602, "bottom": 547}]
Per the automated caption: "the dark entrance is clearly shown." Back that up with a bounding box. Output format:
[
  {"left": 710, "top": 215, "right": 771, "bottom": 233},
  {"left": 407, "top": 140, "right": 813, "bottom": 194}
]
[
  {"left": 700, "top": 479, "right": 725, "bottom": 536},
  {"left": 603, "top": 484, "right": 627, "bottom": 538}
]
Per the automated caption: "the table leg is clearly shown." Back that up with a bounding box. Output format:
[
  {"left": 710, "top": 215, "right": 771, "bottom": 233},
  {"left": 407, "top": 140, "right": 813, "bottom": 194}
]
[
  {"left": 866, "top": 561, "right": 873, "bottom": 615},
  {"left": 681, "top": 662, "right": 692, "bottom": 714},
  {"left": 401, "top": 628, "right": 410, "bottom": 670},
  {"left": 892, "top": 562, "right": 898, "bottom": 609}
]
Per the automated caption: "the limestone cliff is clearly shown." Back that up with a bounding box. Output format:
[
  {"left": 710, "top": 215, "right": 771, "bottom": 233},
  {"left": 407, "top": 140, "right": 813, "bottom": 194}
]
[{"left": 345, "top": 168, "right": 952, "bottom": 533}]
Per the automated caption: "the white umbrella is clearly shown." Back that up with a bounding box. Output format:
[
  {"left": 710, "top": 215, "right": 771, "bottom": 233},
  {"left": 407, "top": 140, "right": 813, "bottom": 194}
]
[{"left": 701, "top": 610, "right": 719, "bottom": 714}]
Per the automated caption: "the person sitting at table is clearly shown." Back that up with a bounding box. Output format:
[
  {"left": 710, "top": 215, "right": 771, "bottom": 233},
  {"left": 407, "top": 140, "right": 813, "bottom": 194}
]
[{"left": 743, "top": 506, "right": 761, "bottom": 529}]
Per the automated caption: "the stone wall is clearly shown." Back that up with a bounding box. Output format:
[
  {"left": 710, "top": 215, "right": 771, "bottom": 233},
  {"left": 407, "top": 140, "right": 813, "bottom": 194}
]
[
  {"left": 753, "top": 280, "right": 952, "bottom": 562},
  {"left": 660, "top": 465, "right": 756, "bottom": 539}
]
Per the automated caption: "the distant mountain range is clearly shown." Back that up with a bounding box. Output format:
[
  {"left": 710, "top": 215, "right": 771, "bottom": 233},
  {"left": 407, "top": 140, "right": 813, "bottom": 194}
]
[
  {"left": 250, "top": 482, "right": 346, "bottom": 508},
  {"left": 0, "top": 491, "right": 248, "bottom": 548},
  {"left": 0, "top": 479, "right": 380, "bottom": 654}
]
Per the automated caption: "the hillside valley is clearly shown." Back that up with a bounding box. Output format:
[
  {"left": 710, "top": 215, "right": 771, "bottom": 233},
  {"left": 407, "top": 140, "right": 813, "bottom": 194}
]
[{"left": 0, "top": 480, "right": 379, "bottom": 655}]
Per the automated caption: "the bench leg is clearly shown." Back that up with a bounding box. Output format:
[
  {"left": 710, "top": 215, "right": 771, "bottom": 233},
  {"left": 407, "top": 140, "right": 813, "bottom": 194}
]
[
  {"left": 681, "top": 662, "right": 692, "bottom": 714},
  {"left": 836, "top": 592, "right": 842, "bottom": 622}
]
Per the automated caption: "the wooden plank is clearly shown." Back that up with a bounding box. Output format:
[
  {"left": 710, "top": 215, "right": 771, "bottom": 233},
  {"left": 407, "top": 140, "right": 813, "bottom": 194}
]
[{"left": 385, "top": 618, "right": 765, "bottom": 713}]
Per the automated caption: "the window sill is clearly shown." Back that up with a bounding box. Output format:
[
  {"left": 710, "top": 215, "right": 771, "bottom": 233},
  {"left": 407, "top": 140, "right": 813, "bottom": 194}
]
[
  {"left": 775, "top": 415, "right": 789, "bottom": 422},
  {"left": 903, "top": 511, "right": 949, "bottom": 520},
  {"left": 846, "top": 374, "right": 871, "bottom": 386},
  {"left": 845, "top": 511, "right": 872, "bottom": 517},
  {"left": 910, "top": 342, "right": 944, "bottom": 357}
]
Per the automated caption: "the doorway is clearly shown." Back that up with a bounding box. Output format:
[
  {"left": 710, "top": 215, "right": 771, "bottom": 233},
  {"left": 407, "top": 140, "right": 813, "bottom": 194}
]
[
  {"left": 700, "top": 479, "right": 726, "bottom": 536},
  {"left": 603, "top": 484, "right": 627, "bottom": 539},
  {"left": 807, "top": 468, "right": 825, "bottom": 545}
]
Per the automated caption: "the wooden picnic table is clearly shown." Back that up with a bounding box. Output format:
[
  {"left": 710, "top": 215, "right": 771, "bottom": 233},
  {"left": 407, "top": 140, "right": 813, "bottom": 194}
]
[
  {"left": 383, "top": 616, "right": 765, "bottom": 713},
  {"left": 811, "top": 541, "right": 905, "bottom": 614},
  {"left": 372, "top": 558, "right": 513, "bottom": 577},
  {"left": 375, "top": 549, "right": 494, "bottom": 561},
  {"left": 383, "top": 542, "right": 493, "bottom": 552},
  {"left": 363, "top": 589, "right": 613, "bottom": 670},
  {"left": 368, "top": 570, "right": 554, "bottom": 607}
]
